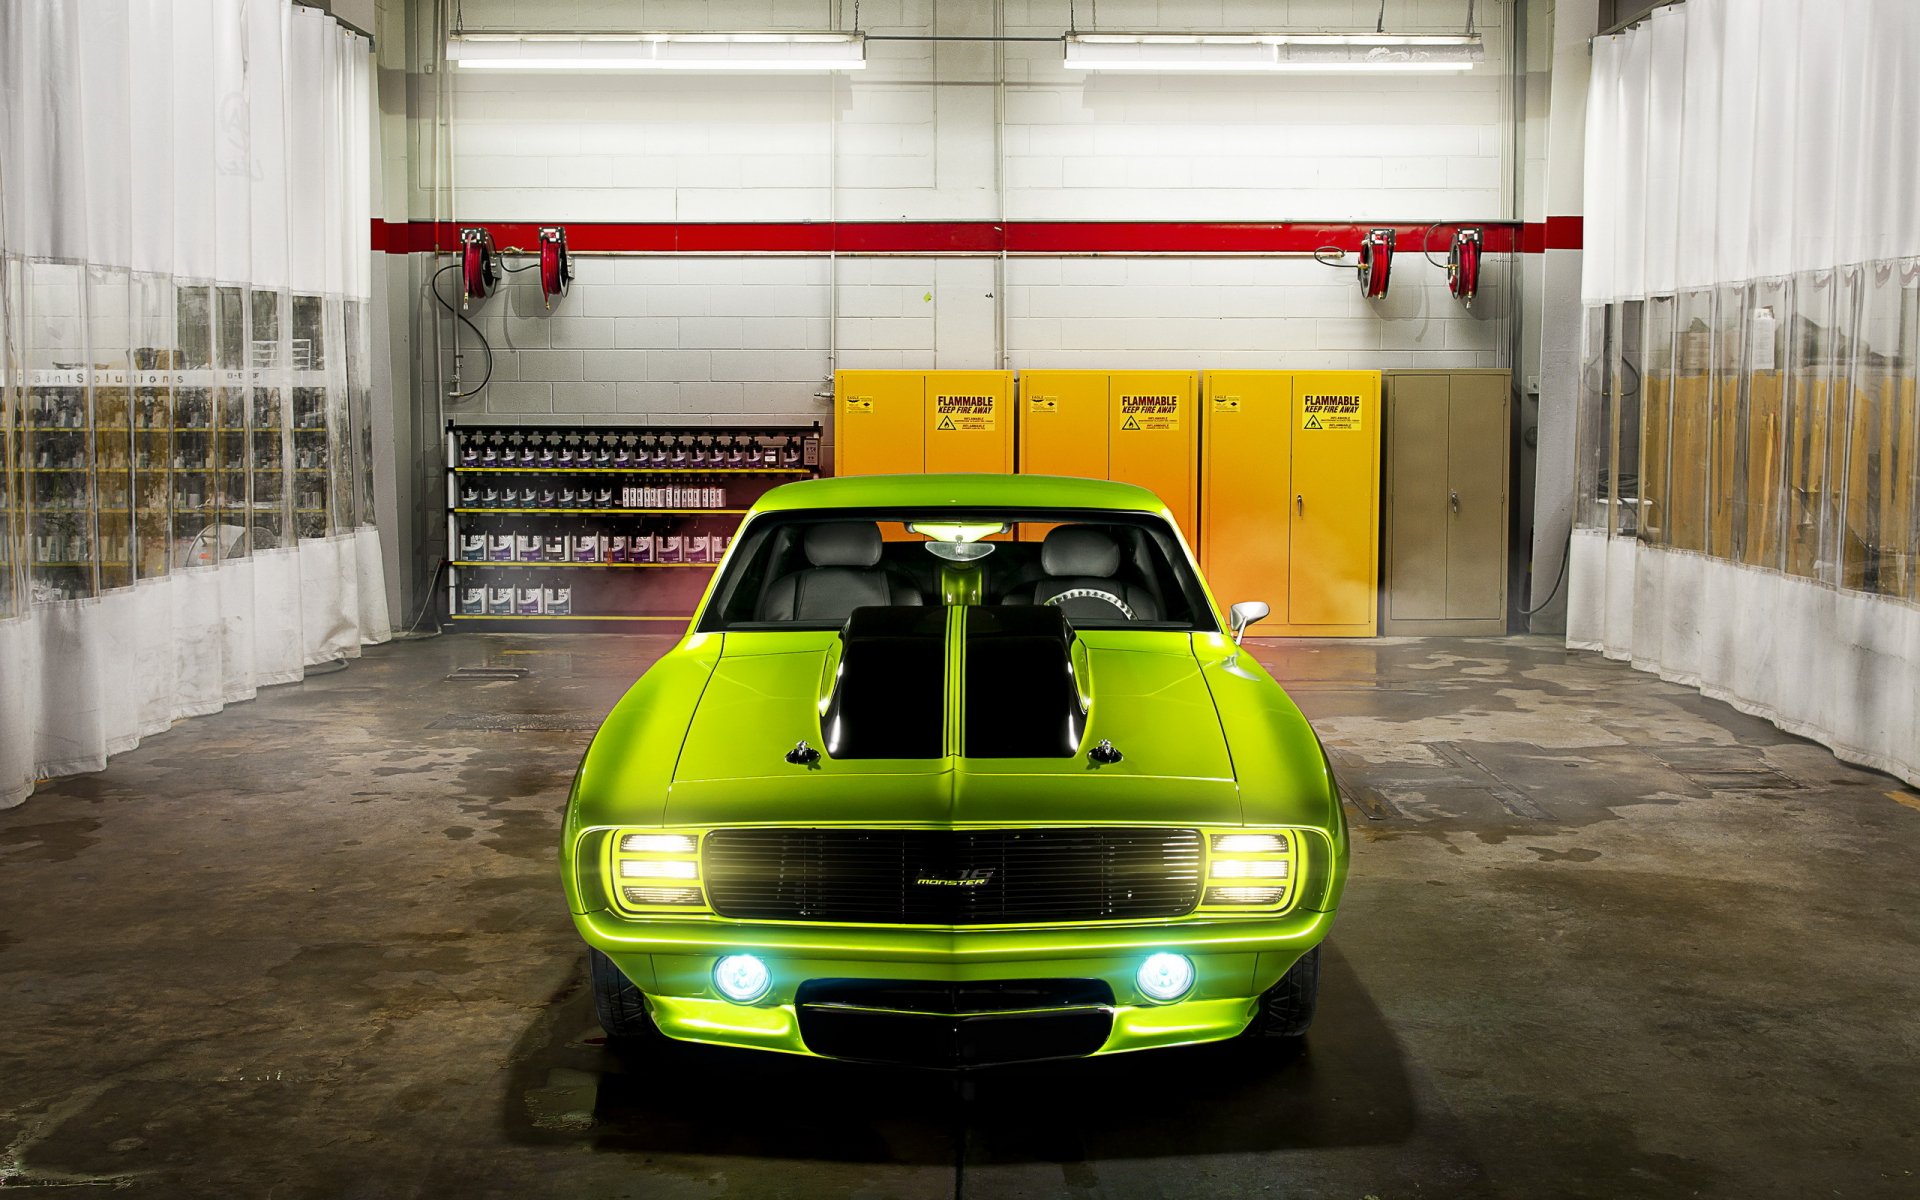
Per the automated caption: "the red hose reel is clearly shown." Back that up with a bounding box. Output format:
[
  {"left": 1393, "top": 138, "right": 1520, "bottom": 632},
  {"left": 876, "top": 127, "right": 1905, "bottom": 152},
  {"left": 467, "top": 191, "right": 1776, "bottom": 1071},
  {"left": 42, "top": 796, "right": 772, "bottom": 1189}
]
[
  {"left": 460, "top": 227, "right": 497, "bottom": 306},
  {"left": 1357, "top": 228, "right": 1395, "bottom": 299},
  {"left": 1448, "top": 227, "right": 1483, "bottom": 304},
  {"left": 538, "top": 226, "right": 574, "bottom": 308}
]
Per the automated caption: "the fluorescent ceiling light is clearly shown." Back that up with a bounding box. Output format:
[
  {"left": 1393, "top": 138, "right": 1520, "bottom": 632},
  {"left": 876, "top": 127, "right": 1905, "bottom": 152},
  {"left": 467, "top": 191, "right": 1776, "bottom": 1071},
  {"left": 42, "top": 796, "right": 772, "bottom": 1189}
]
[
  {"left": 448, "top": 31, "right": 866, "bottom": 72},
  {"left": 1064, "top": 32, "right": 1483, "bottom": 73}
]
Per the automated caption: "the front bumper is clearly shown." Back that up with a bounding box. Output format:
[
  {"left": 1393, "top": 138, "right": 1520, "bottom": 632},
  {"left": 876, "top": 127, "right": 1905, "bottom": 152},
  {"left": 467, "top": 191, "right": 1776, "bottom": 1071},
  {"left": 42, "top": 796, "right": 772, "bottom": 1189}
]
[{"left": 575, "top": 907, "right": 1333, "bottom": 1065}]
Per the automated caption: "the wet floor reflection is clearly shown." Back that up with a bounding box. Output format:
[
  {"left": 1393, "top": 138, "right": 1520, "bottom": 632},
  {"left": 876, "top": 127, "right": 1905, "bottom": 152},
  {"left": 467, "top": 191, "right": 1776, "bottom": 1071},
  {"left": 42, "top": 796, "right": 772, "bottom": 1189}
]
[{"left": 500, "top": 942, "right": 1415, "bottom": 1167}]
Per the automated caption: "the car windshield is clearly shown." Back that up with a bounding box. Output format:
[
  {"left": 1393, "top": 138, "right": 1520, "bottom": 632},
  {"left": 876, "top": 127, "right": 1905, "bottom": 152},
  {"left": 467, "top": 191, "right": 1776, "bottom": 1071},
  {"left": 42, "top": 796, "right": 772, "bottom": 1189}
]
[{"left": 698, "top": 507, "right": 1217, "bottom": 633}]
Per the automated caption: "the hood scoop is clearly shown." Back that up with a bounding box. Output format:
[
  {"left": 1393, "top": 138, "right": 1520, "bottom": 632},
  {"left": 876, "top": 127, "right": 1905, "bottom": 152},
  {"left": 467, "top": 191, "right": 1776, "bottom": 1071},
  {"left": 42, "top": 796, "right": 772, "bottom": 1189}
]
[
  {"left": 822, "top": 606, "right": 947, "bottom": 759},
  {"left": 963, "top": 606, "right": 1085, "bottom": 759},
  {"left": 819, "top": 605, "right": 1088, "bottom": 761}
]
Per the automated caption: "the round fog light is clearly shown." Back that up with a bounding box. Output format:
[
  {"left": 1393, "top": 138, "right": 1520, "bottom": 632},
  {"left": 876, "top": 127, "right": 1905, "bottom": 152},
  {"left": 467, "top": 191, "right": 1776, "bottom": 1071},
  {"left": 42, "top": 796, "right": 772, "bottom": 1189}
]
[
  {"left": 713, "top": 954, "right": 772, "bottom": 1004},
  {"left": 1136, "top": 952, "right": 1196, "bottom": 1003}
]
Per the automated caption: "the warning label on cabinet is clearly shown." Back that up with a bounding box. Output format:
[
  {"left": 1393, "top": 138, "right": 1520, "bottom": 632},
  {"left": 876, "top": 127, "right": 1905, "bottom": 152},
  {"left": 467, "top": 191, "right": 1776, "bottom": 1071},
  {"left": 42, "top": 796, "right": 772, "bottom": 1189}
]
[
  {"left": 845, "top": 395, "right": 873, "bottom": 413},
  {"left": 1212, "top": 394, "right": 1241, "bottom": 412},
  {"left": 1118, "top": 394, "right": 1180, "bottom": 432},
  {"left": 1300, "top": 393, "right": 1364, "bottom": 431},
  {"left": 934, "top": 393, "right": 997, "bottom": 432},
  {"left": 1029, "top": 394, "right": 1058, "bottom": 412}
]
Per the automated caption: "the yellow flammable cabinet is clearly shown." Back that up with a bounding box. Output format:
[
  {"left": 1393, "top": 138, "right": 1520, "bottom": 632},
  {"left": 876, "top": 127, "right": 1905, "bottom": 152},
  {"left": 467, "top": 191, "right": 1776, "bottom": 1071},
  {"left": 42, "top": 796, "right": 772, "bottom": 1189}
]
[
  {"left": 834, "top": 370, "right": 1016, "bottom": 477},
  {"left": 1201, "top": 370, "right": 1381, "bottom": 637},
  {"left": 1019, "top": 370, "right": 1199, "bottom": 543}
]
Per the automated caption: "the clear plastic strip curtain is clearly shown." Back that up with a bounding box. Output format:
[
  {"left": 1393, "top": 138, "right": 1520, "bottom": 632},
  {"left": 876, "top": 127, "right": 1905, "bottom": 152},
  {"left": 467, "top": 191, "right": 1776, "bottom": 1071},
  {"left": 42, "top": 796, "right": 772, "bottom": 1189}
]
[
  {"left": 1571, "top": 0, "right": 1920, "bottom": 785},
  {"left": 0, "top": 0, "right": 390, "bottom": 809}
]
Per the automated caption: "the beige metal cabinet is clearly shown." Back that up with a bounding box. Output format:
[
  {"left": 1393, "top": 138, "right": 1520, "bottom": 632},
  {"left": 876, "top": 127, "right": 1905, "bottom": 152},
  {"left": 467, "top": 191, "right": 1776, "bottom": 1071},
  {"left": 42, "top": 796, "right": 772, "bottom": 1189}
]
[{"left": 1381, "top": 370, "right": 1510, "bottom": 635}]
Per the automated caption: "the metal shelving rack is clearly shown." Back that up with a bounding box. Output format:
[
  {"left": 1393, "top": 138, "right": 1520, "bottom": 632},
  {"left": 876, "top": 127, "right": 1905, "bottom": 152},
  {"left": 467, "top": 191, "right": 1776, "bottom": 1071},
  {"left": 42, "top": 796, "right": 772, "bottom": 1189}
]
[{"left": 444, "top": 420, "right": 822, "bottom": 630}]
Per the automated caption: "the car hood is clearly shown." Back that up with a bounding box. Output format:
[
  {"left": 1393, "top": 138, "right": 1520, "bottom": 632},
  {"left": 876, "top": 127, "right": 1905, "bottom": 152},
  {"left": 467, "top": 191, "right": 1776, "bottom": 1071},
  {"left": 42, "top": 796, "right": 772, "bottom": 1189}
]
[{"left": 664, "top": 626, "right": 1241, "bottom": 827}]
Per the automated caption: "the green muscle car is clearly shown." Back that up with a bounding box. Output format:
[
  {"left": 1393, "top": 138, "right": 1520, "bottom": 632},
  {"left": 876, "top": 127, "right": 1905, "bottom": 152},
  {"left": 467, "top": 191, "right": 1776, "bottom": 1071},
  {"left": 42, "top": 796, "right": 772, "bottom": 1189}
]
[{"left": 562, "top": 474, "right": 1349, "bottom": 1068}]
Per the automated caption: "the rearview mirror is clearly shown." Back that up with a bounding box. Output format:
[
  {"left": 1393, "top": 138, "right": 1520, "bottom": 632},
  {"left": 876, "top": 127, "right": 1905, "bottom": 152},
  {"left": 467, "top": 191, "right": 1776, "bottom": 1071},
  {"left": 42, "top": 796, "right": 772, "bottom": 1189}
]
[{"left": 1228, "top": 600, "right": 1270, "bottom": 645}]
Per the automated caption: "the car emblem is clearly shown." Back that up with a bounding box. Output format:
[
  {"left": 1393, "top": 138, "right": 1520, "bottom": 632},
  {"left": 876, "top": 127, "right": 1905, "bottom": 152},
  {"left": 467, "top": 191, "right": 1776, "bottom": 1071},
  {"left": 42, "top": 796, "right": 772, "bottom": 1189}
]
[{"left": 914, "top": 868, "right": 995, "bottom": 888}]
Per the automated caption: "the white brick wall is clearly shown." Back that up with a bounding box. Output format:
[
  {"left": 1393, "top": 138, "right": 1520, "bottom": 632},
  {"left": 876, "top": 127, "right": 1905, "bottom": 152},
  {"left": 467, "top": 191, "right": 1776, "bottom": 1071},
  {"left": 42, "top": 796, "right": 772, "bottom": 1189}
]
[{"left": 430, "top": 0, "right": 1515, "bottom": 437}]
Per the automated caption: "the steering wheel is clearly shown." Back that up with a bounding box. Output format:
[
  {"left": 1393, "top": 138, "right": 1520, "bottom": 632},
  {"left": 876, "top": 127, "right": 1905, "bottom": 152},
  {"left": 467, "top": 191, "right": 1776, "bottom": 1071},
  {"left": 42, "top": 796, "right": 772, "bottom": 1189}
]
[{"left": 1043, "top": 587, "right": 1135, "bottom": 620}]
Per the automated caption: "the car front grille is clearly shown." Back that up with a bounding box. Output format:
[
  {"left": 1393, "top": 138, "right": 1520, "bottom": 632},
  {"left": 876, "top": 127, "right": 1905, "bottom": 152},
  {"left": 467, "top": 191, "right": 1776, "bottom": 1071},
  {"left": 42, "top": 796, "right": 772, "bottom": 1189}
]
[{"left": 703, "top": 827, "right": 1203, "bottom": 924}]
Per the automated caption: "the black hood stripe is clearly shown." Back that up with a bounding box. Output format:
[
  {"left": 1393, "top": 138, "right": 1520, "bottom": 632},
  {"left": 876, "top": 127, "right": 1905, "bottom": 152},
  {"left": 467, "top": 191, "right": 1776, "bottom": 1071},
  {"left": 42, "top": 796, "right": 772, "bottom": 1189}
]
[
  {"left": 822, "top": 604, "right": 1087, "bottom": 760},
  {"left": 822, "top": 606, "right": 947, "bottom": 759},
  {"left": 962, "top": 606, "right": 1085, "bottom": 759}
]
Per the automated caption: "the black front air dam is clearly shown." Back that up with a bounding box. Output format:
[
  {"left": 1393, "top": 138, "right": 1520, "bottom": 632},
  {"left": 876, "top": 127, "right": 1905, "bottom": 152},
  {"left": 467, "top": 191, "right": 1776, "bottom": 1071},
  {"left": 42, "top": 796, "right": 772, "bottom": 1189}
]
[{"left": 794, "top": 978, "right": 1116, "bottom": 1068}]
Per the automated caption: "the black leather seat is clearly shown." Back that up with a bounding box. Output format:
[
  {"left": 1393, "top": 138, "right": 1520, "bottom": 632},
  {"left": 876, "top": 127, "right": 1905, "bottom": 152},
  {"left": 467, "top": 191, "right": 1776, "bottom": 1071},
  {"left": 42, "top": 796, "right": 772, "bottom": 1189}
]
[
  {"left": 757, "top": 522, "right": 923, "bottom": 621},
  {"left": 1026, "top": 526, "right": 1159, "bottom": 622}
]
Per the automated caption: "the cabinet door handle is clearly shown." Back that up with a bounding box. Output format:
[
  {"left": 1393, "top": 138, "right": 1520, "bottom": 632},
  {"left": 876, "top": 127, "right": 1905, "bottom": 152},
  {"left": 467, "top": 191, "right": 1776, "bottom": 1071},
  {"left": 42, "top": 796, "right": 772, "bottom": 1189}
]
[
  {"left": 1450, "top": 490, "right": 1460, "bottom": 514},
  {"left": 1295, "top": 494, "right": 1304, "bottom": 516}
]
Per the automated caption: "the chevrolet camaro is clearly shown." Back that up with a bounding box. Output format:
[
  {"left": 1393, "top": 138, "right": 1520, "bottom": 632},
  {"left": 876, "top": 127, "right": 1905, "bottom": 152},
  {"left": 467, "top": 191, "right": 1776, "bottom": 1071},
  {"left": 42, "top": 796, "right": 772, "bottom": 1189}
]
[{"left": 561, "top": 473, "right": 1349, "bottom": 1068}]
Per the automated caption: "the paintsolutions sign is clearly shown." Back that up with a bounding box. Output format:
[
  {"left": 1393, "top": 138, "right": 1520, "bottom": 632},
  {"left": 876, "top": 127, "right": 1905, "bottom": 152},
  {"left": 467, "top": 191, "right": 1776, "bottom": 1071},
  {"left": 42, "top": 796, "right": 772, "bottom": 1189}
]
[
  {"left": 1118, "top": 394, "right": 1180, "bottom": 431},
  {"left": 1300, "top": 392, "right": 1364, "bottom": 432},
  {"left": 934, "top": 393, "right": 996, "bottom": 432}
]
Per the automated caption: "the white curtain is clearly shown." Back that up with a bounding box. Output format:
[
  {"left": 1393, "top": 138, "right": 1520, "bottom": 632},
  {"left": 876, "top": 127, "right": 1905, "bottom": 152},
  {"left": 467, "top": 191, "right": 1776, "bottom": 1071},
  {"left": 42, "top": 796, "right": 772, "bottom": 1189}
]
[
  {"left": 0, "top": 0, "right": 390, "bottom": 809},
  {"left": 1583, "top": 0, "right": 1920, "bottom": 304},
  {"left": 1573, "top": 0, "right": 1920, "bottom": 786}
]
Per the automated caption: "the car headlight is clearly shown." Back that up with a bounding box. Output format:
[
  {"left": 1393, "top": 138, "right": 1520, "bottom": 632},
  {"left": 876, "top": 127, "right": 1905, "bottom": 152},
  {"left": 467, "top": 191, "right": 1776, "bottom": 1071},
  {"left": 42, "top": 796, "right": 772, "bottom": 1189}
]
[
  {"left": 1197, "top": 829, "right": 1302, "bottom": 911},
  {"left": 608, "top": 828, "right": 709, "bottom": 913},
  {"left": 1209, "top": 859, "right": 1287, "bottom": 879},
  {"left": 619, "top": 859, "right": 697, "bottom": 879},
  {"left": 621, "top": 833, "right": 697, "bottom": 854}
]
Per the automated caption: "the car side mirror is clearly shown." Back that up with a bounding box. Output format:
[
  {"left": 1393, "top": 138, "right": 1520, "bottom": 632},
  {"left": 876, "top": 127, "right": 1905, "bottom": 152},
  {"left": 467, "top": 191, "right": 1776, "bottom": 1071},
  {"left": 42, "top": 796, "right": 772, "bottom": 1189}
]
[{"left": 1229, "top": 601, "right": 1270, "bottom": 646}]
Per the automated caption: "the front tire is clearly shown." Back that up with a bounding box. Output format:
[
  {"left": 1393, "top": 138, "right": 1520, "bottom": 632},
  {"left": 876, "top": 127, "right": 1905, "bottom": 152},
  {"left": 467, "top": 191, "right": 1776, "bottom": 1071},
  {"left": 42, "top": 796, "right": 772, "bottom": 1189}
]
[
  {"left": 589, "top": 947, "right": 658, "bottom": 1042},
  {"left": 1241, "top": 945, "right": 1320, "bottom": 1041}
]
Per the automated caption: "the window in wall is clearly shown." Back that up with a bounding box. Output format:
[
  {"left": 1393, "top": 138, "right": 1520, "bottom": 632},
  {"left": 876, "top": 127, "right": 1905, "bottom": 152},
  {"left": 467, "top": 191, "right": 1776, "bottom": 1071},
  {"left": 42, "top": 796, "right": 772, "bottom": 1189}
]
[
  {"left": 1664, "top": 289, "right": 1719, "bottom": 553},
  {"left": 1596, "top": 259, "right": 1916, "bottom": 609},
  {"left": 1784, "top": 270, "right": 1845, "bottom": 582},
  {"left": 130, "top": 273, "right": 175, "bottom": 581},
  {"left": 172, "top": 284, "right": 219, "bottom": 568},
  {"left": 1707, "top": 283, "right": 1748, "bottom": 560},
  {"left": 0, "top": 256, "right": 18, "bottom": 620},
  {"left": 1901, "top": 267, "right": 1920, "bottom": 604},
  {"left": 86, "top": 267, "right": 136, "bottom": 593},
  {"left": 210, "top": 285, "right": 254, "bottom": 561},
  {"left": 249, "top": 290, "right": 289, "bottom": 552},
  {"left": 290, "top": 294, "right": 332, "bottom": 539},
  {"left": 1639, "top": 297, "right": 1675, "bottom": 547},
  {"left": 323, "top": 298, "right": 355, "bottom": 535},
  {"left": 1841, "top": 262, "right": 1919, "bottom": 600},
  {"left": 1577, "top": 305, "right": 1613, "bottom": 533},
  {"left": 1616, "top": 300, "right": 1647, "bottom": 541},
  {"left": 1734, "top": 277, "right": 1791, "bottom": 570},
  {"left": 344, "top": 298, "right": 375, "bottom": 530},
  {"left": 26, "top": 262, "right": 94, "bottom": 601}
]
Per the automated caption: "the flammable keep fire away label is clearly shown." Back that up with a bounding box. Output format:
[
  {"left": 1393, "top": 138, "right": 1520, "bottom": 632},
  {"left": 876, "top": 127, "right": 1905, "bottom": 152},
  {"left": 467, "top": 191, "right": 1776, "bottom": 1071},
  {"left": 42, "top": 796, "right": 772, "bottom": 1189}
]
[
  {"left": 1300, "top": 392, "right": 1364, "bottom": 431},
  {"left": 934, "top": 393, "right": 996, "bottom": 432},
  {"left": 1117, "top": 394, "right": 1180, "bottom": 431}
]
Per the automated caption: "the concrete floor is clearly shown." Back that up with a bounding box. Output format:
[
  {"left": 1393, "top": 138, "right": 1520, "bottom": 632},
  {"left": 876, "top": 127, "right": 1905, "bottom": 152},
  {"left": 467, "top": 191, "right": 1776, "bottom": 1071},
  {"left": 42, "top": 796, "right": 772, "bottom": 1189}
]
[{"left": 1, "top": 633, "right": 1917, "bottom": 1199}]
